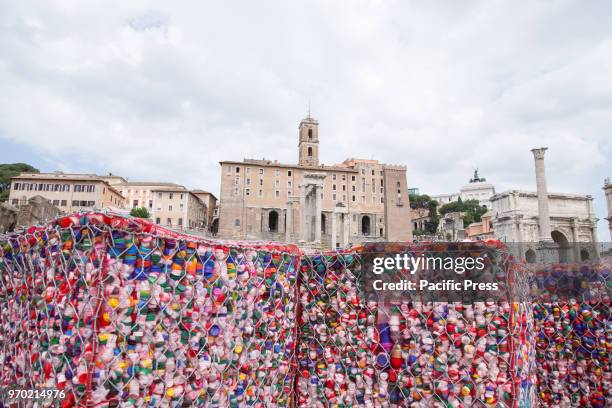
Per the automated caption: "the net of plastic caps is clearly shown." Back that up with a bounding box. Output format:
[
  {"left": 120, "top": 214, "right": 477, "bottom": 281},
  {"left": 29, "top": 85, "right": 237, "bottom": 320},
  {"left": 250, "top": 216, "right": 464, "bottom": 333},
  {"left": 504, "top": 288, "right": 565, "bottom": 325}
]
[
  {"left": 0, "top": 212, "right": 300, "bottom": 407},
  {"left": 296, "top": 241, "right": 536, "bottom": 407},
  {"left": 529, "top": 257, "right": 611, "bottom": 408}
]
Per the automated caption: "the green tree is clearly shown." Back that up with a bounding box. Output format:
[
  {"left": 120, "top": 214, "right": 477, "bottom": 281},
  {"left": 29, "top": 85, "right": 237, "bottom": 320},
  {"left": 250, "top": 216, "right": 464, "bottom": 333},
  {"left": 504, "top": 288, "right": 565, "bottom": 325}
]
[
  {"left": 130, "top": 207, "right": 151, "bottom": 219},
  {"left": 409, "top": 193, "right": 439, "bottom": 235},
  {"left": 439, "top": 198, "right": 487, "bottom": 228},
  {"left": 0, "top": 163, "right": 40, "bottom": 202}
]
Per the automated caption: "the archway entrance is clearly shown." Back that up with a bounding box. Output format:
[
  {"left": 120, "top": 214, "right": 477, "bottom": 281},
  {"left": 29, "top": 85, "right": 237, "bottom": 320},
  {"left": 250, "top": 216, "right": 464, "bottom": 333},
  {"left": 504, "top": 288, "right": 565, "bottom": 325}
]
[
  {"left": 361, "top": 215, "right": 371, "bottom": 236},
  {"left": 525, "top": 249, "right": 536, "bottom": 264},
  {"left": 269, "top": 210, "right": 279, "bottom": 232},
  {"left": 551, "top": 230, "right": 570, "bottom": 263}
]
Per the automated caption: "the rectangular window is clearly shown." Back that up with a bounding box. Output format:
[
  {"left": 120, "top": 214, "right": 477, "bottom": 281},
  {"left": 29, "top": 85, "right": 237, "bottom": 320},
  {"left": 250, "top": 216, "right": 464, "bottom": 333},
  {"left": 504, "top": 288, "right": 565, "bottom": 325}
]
[
  {"left": 362, "top": 179, "right": 366, "bottom": 193},
  {"left": 157, "top": 192, "right": 162, "bottom": 198},
  {"left": 226, "top": 165, "right": 232, "bottom": 174},
  {"left": 259, "top": 168, "right": 264, "bottom": 175},
  {"left": 72, "top": 200, "right": 79, "bottom": 206},
  {"left": 52, "top": 199, "right": 59, "bottom": 206},
  {"left": 169, "top": 205, "right": 173, "bottom": 211},
  {"left": 180, "top": 194, "right": 184, "bottom": 200},
  {"left": 372, "top": 170, "right": 375, "bottom": 176},
  {"left": 245, "top": 188, "right": 251, "bottom": 196},
  {"left": 332, "top": 184, "right": 336, "bottom": 191},
  {"left": 352, "top": 185, "right": 356, "bottom": 192},
  {"left": 342, "top": 195, "right": 346, "bottom": 201},
  {"left": 381, "top": 197, "right": 384, "bottom": 203},
  {"left": 352, "top": 195, "right": 356, "bottom": 202},
  {"left": 235, "top": 176, "right": 240, "bottom": 186},
  {"left": 380, "top": 187, "right": 384, "bottom": 194},
  {"left": 133, "top": 200, "right": 138, "bottom": 208},
  {"left": 14, "top": 182, "right": 20, "bottom": 190},
  {"left": 275, "top": 180, "right": 280, "bottom": 187},
  {"left": 169, "top": 193, "right": 174, "bottom": 199},
  {"left": 259, "top": 189, "right": 263, "bottom": 197},
  {"left": 351, "top": 175, "right": 356, "bottom": 182},
  {"left": 275, "top": 169, "right": 280, "bottom": 177},
  {"left": 180, "top": 203, "right": 184, "bottom": 210},
  {"left": 342, "top": 185, "right": 346, "bottom": 191},
  {"left": 11, "top": 199, "right": 18, "bottom": 205},
  {"left": 372, "top": 179, "right": 376, "bottom": 193},
  {"left": 275, "top": 190, "right": 280, "bottom": 198},
  {"left": 333, "top": 193, "right": 337, "bottom": 201},
  {"left": 236, "top": 167, "right": 240, "bottom": 173},
  {"left": 246, "top": 178, "right": 251, "bottom": 185},
  {"left": 287, "top": 181, "right": 292, "bottom": 188},
  {"left": 362, "top": 196, "right": 366, "bottom": 203},
  {"left": 148, "top": 200, "right": 153, "bottom": 209},
  {"left": 80, "top": 200, "right": 88, "bottom": 206},
  {"left": 87, "top": 201, "right": 95, "bottom": 207},
  {"left": 61, "top": 200, "right": 67, "bottom": 207},
  {"left": 342, "top": 175, "right": 346, "bottom": 181},
  {"left": 233, "top": 187, "right": 239, "bottom": 195},
  {"left": 288, "top": 170, "right": 292, "bottom": 177},
  {"left": 156, "top": 218, "right": 160, "bottom": 224},
  {"left": 167, "top": 218, "right": 172, "bottom": 226},
  {"left": 246, "top": 167, "right": 251, "bottom": 174},
  {"left": 178, "top": 218, "right": 183, "bottom": 226},
  {"left": 259, "top": 179, "right": 263, "bottom": 186},
  {"left": 333, "top": 174, "right": 337, "bottom": 181}
]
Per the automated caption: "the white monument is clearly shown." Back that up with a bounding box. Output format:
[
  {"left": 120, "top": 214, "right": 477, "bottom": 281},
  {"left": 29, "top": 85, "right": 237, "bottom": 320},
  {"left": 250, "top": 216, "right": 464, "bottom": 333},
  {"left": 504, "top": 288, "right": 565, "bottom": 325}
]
[{"left": 491, "top": 147, "right": 598, "bottom": 263}]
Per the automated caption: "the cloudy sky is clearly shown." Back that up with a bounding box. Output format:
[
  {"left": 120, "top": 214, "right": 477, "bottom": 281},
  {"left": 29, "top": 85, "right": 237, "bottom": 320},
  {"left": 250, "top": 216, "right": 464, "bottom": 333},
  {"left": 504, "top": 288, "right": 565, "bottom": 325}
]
[{"left": 1, "top": 1, "right": 611, "bottom": 236}]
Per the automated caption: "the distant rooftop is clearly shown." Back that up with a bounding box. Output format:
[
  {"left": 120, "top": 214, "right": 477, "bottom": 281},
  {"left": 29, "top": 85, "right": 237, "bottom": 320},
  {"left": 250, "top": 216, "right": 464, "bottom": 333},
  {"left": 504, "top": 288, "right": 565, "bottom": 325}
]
[{"left": 122, "top": 181, "right": 184, "bottom": 187}]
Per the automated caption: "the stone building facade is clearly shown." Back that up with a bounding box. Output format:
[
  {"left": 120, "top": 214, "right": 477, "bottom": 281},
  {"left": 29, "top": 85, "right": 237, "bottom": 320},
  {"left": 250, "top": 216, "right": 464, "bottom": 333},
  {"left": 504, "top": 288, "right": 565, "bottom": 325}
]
[
  {"left": 150, "top": 188, "right": 207, "bottom": 230},
  {"left": 218, "top": 116, "right": 413, "bottom": 248},
  {"left": 9, "top": 173, "right": 125, "bottom": 213}
]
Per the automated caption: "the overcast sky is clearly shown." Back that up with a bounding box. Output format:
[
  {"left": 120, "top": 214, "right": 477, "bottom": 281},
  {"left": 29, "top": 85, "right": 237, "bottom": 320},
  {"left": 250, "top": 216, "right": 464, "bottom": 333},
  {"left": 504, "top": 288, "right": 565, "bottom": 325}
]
[{"left": 1, "top": 1, "right": 611, "bottom": 237}]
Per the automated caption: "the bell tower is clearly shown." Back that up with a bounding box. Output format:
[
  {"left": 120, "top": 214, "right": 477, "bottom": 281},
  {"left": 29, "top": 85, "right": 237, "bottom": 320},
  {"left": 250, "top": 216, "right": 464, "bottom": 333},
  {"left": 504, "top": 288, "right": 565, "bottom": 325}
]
[{"left": 298, "top": 115, "right": 319, "bottom": 167}]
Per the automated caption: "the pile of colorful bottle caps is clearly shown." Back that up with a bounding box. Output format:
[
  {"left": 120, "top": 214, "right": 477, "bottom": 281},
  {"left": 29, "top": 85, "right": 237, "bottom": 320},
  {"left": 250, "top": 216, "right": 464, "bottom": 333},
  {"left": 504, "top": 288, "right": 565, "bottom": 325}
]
[
  {"left": 0, "top": 212, "right": 300, "bottom": 407},
  {"left": 530, "top": 260, "right": 611, "bottom": 407},
  {"left": 296, "top": 242, "right": 535, "bottom": 407}
]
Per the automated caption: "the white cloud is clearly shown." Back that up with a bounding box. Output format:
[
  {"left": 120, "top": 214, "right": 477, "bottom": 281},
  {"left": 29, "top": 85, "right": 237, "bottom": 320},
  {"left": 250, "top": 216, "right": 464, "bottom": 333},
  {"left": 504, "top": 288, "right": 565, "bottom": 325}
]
[{"left": 0, "top": 0, "right": 611, "bottom": 236}]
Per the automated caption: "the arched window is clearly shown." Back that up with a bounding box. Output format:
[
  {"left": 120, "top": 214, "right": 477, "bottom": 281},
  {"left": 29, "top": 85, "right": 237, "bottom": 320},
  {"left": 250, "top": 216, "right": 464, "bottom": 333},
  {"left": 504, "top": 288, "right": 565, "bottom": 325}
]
[
  {"left": 525, "top": 249, "right": 536, "bottom": 264},
  {"left": 321, "top": 214, "right": 326, "bottom": 233},
  {"left": 308, "top": 129, "right": 313, "bottom": 139},
  {"left": 361, "top": 215, "right": 371, "bottom": 235},
  {"left": 308, "top": 147, "right": 313, "bottom": 157},
  {"left": 269, "top": 210, "right": 279, "bottom": 232}
]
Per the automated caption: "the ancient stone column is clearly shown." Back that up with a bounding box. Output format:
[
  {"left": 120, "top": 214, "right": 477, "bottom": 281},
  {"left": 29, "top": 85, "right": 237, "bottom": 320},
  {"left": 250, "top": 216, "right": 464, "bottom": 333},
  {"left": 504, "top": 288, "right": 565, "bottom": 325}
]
[
  {"left": 531, "top": 148, "right": 553, "bottom": 242},
  {"left": 331, "top": 211, "right": 337, "bottom": 249},
  {"left": 314, "top": 186, "right": 322, "bottom": 243},
  {"left": 604, "top": 178, "right": 612, "bottom": 241},
  {"left": 343, "top": 213, "right": 350, "bottom": 248},
  {"left": 300, "top": 184, "right": 307, "bottom": 241},
  {"left": 286, "top": 200, "right": 293, "bottom": 243}
]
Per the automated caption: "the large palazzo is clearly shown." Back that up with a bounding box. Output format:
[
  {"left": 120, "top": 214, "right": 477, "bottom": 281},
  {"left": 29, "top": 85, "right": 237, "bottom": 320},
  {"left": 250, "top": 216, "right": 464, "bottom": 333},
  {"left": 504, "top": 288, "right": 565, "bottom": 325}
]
[{"left": 218, "top": 115, "right": 413, "bottom": 248}]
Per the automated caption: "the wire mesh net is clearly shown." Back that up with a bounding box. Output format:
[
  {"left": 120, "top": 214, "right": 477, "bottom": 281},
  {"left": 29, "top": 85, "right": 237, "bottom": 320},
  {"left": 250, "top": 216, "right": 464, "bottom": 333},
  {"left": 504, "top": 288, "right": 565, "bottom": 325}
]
[
  {"left": 1, "top": 213, "right": 299, "bottom": 407},
  {"left": 529, "top": 260, "right": 611, "bottom": 407},
  {"left": 297, "top": 242, "right": 535, "bottom": 407},
  {"left": 1, "top": 212, "right": 611, "bottom": 407}
]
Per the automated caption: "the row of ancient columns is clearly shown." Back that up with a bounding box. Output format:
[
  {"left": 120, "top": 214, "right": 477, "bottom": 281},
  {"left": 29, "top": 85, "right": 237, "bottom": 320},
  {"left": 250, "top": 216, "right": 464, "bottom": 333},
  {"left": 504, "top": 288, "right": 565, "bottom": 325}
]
[{"left": 285, "top": 181, "right": 350, "bottom": 248}]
